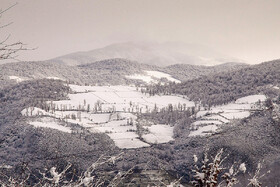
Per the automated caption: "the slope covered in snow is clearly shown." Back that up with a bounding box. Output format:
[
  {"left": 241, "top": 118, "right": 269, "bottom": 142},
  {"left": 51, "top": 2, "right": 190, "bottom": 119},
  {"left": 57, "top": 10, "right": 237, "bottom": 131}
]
[
  {"left": 126, "top": 70, "right": 181, "bottom": 84},
  {"left": 189, "top": 94, "right": 266, "bottom": 137},
  {"left": 8, "top": 76, "right": 26, "bottom": 83}
]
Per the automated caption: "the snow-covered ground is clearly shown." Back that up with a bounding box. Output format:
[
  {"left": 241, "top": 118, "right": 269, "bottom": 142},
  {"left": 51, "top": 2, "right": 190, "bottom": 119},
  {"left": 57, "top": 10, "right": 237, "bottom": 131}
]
[
  {"left": 235, "top": 95, "right": 266, "bottom": 104},
  {"left": 142, "top": 125, "right": 174, "bottom": 144},
  {"left": 8, "top": 76, "right": 25, "bottom": 83},
  {"left": 189, "top": 94, "right": 266, "bottom": 137},
  {"left": 46, "top": 76, "right": 63, "bottom": 80},
  {"left": 126, "top": 74, "right": 154, "bottom": 84},
  {"left": 189, "top": 125, "right": 218, "bottom": 137},
  {"left": 28, "top": 117, "right": 72, "bottom": 133},
  {"left": 126, "top": 70, "right": 181, "bottom": 84},
  {"left": 54, "top": 85, "right": 194, "bottom": 113},
  {"left": 146, "top": 71, "right": 181, "bottom": 83},
  {"left": 21, "top": 84, "right": 191, "bottom": 149}
]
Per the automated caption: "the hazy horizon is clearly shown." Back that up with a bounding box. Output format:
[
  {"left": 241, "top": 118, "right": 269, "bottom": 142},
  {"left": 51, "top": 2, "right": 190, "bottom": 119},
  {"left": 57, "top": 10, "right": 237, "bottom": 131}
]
[{"left": 1, "top": 0, "right": 280, "bottom": 65}]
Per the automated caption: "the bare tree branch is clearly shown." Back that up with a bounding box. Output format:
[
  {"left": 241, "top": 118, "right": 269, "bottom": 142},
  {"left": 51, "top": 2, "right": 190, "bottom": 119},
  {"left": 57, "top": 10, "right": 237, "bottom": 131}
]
[
  {"left": 0, "top": 3, "right": 18, "bottom": 15},
  {"left": 0, "top": 3, "right": 35, "bottom": 61}
]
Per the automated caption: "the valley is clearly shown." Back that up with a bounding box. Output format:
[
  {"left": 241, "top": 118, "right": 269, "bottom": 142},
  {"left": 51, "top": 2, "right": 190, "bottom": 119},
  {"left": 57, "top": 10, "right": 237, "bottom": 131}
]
[
  {"left": 0, "top": 58, "right": 280, "bottom": 186},
  {"left": 1, "top": 1, "right": 280, "bottom": 185},
  {"left": 21, "top": 84, "right": 194, "bottom": 149}
]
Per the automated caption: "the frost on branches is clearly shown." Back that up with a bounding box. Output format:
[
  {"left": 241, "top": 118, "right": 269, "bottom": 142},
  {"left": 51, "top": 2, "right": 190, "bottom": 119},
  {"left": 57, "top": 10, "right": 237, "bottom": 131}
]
[
  {"left": 191, "top": 148, "right": 247, "bottom": 187},
  {"left": 191, "top": 148, "right": 272, "bottom": 187}
]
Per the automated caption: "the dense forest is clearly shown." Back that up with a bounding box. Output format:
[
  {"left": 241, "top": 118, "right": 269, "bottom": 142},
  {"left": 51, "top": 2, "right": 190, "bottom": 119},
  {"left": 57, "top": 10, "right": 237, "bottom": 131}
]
[
  {"left": 145, "top": 60, "right": 280, "bottom": 106},
  {"left": 162, "top": 62, "right": 248, "bottom": 82}
]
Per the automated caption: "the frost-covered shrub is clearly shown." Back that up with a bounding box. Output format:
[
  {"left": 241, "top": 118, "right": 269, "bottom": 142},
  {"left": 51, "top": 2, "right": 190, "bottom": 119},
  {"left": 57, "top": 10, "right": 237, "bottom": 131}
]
[
  {"left": 191, "top": 148, "right": 248, "bottom": 187},
  {"left": 191, "top": 148, "right": 273, "bottom": 187}
]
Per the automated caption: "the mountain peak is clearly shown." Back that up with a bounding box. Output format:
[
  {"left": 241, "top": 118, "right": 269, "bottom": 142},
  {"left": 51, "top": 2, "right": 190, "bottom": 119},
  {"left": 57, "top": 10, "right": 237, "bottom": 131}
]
[{"left": 51, "top": 41, "right": 244, "bottom": 67}]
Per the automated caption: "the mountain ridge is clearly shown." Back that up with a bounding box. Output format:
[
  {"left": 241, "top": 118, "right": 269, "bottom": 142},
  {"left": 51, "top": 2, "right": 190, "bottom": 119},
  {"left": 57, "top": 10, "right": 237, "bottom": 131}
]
[{"left": 50, "top": 41, "right": 243, "bottom": 67}]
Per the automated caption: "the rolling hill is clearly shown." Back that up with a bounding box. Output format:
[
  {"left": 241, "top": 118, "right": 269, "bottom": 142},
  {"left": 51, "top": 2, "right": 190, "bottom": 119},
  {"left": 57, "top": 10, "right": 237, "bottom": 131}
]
[
  {"left": 147, "top": 59, "right": 280, "bottom": 106},
  {"left": 0, "top": 58, "right": 248, "bottom": 88}
]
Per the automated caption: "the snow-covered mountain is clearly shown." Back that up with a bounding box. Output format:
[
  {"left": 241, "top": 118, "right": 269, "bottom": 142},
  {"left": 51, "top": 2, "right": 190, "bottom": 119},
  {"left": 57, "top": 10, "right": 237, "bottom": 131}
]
[{"left": 51, "top": 42, "right": 243, "bottom": 66}]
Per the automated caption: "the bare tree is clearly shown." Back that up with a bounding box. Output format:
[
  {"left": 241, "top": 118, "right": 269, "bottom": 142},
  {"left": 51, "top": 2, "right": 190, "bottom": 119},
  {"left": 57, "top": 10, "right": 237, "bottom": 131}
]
[{"left": 0, "top": 3, "right": 34, "bottom": 61}]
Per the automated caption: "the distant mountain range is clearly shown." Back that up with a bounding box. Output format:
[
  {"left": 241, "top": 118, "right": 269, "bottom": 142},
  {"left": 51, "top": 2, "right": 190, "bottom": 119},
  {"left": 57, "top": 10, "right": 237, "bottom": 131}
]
[
  {"left": 0, "top": 41, "right": 247, "bottom": 87},
  {"left": 50, "top": 41, "right": 243, "bottom": 66}
]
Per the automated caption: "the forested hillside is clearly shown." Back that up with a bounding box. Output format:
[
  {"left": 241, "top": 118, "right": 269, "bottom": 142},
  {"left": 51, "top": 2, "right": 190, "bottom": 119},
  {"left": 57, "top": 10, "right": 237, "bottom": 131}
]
[
  {"left": 0, "top": 61, "right": 84, "bottom": 88},
  {"left": 162, "top": 62, "right": 248, "bottom": 81},
  {"left": 147, "top": 60, "right": 280, "bottom": 106},
  {"left": 0, "top": 79, "right": 118, "bottom": 182},
  {"left": 0, "top": 58, "right": 247, "bottom": 89},
  {"left": 77, "top": 58, "right": 157, "bottom": 85}
]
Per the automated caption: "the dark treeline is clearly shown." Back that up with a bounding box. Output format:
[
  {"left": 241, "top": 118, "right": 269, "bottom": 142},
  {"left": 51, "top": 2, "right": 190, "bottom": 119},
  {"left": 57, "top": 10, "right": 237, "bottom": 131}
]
[
  {"left": 162, "top": 62, "right": 248, "bottom": 82},
  {"left": 138, "top": 104, "right": 195, "bottom": 125},
  {"left": 145, "top": 60, "right": 280, "bottom": 106}
]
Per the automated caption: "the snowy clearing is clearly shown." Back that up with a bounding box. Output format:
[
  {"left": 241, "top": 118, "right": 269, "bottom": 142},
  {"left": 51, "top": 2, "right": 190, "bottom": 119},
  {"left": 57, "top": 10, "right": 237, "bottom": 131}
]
[
  {"left": 28, "top": 117, "right": 72, "bottom": 133},
  {"left": 203, "top": 115, "right": 230, "bottom": 123},
  {"left": 235, "top": 95, "right": 266, "bottom": 104},
  {"left": 189, "top": 94, "right": 266, "bottom": 137},
  {"left": 126, "top": 70, "right": 181, "bottom": 84},
  {"left": 145, "top": 71, "right": 181, "bottom": 83},
  {"left": 142, "top": 125, "right": 174, "bottom": 144},
  {"left": 126, "top": 74, "right": 154, "bottom": 84},
  {"left": 46, "top": 76, "right": 63, "bottom": 80},
  {"left": 189, "top": 125, "right": 218, "bottom": 137},
  {"left": 192, "top": 120, "right": 223, "bottom": 127},
  {"left": 8, "top": 76, "right": 25, "bottom": 83},
  {"left": 53, "top": 85, "right": 194, "bottom": 113}
]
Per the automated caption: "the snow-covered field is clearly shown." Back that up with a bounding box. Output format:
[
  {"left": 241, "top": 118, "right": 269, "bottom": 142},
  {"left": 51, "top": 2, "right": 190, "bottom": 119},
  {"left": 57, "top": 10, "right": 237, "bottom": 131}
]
[
  {"left": 8, "top": 76, "right": 25, "bottom": 83},
  {"left": 126, "top": 70, "right": 181, "bottom": 84},
  {"left": 146, "top": 71, "right": 181, "bottom": 83},
  {"left": 29, "top": 117, "right": 72, "bottom": 133},
  {"left": 189, "top": 94, "right": 266, "bottom": 137},
  {"left": 189, "top": 125, "right": 218, "bottom": 137},
  {"left": 46, "top": 76, "right": 64, "bottom": 80},
  {"left": 22, "top": 84, "right": 192, "bottom": 149},
  {"left": 8, "top": 75, "right": 62, "bottom": 83},
  {"left": 21, "top": 82, "right": 267, "bottom": 145},
  {"left": 54, "top": 84, "right": 194, "bottom": 113},
  {"left": 142, "top": 125, "right": 174, "bottom": 144}
]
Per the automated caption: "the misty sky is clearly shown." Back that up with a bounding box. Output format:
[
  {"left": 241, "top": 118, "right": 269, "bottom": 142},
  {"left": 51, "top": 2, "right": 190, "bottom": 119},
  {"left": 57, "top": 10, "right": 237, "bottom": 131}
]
[{"left": 1, "top": 0, "right": 280, "bottom": 64}]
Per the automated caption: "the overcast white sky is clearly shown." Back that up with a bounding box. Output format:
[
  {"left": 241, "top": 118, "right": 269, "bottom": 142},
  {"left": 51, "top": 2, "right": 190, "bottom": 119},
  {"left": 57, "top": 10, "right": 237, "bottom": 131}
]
[{"left": 1, "top": 0, "right": 280, "bottom": 64}]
